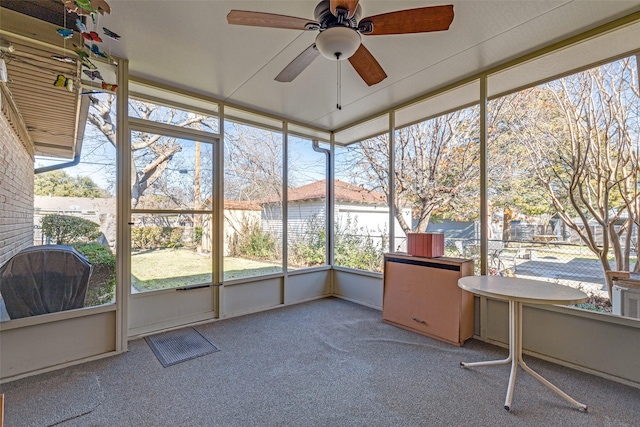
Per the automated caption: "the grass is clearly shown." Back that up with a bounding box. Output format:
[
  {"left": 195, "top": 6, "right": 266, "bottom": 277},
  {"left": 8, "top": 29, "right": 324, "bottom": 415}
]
[
  {"left": 131, "top": 248, "right": 211, "bottom": 291},
  {"left": 131, "top": 248, "right": 281, "bottom": 292}
]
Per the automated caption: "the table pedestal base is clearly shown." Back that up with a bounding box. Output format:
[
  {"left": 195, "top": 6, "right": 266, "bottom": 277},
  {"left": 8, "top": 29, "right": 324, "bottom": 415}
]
[{"left": 461, "top": 300, "right": 587, "bottom": 412}]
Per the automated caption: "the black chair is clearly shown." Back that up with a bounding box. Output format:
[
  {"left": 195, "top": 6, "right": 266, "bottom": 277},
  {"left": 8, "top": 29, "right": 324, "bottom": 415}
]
[{"left": 0, "top": 245, "right": 92, "bottom": 320}]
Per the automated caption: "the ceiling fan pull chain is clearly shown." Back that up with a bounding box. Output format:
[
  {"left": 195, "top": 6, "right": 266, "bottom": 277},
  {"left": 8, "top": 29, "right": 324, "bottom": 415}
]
[{"left": 336, "top": 53, "right": 342, "bottom": 110}]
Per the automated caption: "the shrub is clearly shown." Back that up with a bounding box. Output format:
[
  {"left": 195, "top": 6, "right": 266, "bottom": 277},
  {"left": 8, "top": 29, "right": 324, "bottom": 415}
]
[
  {"left": 41, "top": 214, "right": 102, "bottom": 245},
  {"left": 131, "top": 226, "right": 184, "bottom": 249},
  {"left": 334, "top": 216, "right": 387, "bottom": 272},
  {"left": 194, "top": 226, "right": 203, "bottom": 245},
  {"left": 73, "top": 242, "right": 116, "bottom": 306},
  {"left": 231, "top": 218, "right": 277, "bottom": 259},
  {"left": 167, "top": 227, "right": 184, "bottom": 248},
  {"left": 131, "top": 226, "right": 161, "bottom": 249},
  {"left": 288, "top": 216, "right": 326, "bottom": 267},
  {"left": 288, "top": 215, "right": 386, "bottom": 271}
]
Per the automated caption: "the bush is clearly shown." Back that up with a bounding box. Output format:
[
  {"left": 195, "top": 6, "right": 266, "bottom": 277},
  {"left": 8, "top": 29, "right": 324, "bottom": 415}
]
[
  {"left": 288, "top": 215, "right": 386, "bottom": 271},
  {"left": 334, "top": 216, "right": 387, "bottom": 272},
  {"left": 41, "top": 214, "right": 102, "bottom": 245},
  {"left": 291, "top": 230, "right": 326, "bottom": 266},
  {"left": 131, "top": 226, "right": 184, "bottom": 249},
  {"left": 288, "top": 217, "right": 326, "bottom": 267},
  {"left": 194, "top": 226, "right": 203, "bottom": 245},
  {"left": 230, "top": 218, "right": 277, "bottom": 259},
  {"left": 73, "top": 242, "right": 116, "bottom": 306}
]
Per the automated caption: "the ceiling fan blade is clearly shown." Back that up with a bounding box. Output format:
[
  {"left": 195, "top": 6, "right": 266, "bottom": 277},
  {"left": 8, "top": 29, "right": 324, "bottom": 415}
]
[
  {"left": 227, "top": 10, "right": 319, "bottom": 31},
  {"left": 348, "top": 44, "right": 387, "bottom": 86},
  {"left": 359, "top": 5, "right": 454, "bottom": 35},
  {"left": 275, "top": 44, "right": 321, "bottom": 82},
  {"left": 330, "top": 0, "right": 360, "bottom": 19}
]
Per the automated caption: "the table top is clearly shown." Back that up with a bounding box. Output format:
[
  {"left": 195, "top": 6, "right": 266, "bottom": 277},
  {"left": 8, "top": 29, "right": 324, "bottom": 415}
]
[{"left": 458, "top": 275, "right": 588, "bottom": 305}]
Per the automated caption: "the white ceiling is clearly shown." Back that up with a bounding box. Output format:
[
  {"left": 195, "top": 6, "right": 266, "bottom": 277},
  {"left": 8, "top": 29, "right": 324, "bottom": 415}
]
[{"left": 94, "top": 1, "right": 640, "bottom": 131}]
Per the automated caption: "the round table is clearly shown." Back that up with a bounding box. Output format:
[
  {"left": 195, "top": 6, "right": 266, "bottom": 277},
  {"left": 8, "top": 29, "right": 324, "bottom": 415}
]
[{"left": 458, "top": 275, "right": 588, "bottom": 412}]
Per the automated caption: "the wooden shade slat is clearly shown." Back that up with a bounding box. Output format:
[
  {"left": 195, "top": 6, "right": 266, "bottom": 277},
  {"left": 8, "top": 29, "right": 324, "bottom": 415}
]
[
  {"left": 1, "top": 20, "right": 84, "bottom": 159},
  {"left": 9, "top": 90, "right": 76, "bottom": 106}
]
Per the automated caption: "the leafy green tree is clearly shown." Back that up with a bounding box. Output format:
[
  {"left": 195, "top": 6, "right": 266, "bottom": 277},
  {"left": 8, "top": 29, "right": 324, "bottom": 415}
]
[
  {"left": 488, "top": 92, "right": 557, "bottom": 239},
  {"left": 34, "top": 170, "right": 109, "bottom": 197}
]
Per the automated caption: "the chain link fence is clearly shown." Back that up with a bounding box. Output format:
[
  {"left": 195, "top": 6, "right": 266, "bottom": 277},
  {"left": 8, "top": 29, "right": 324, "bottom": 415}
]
[{"left": 443, "top": 237, "right": 634, "bottom": 310}]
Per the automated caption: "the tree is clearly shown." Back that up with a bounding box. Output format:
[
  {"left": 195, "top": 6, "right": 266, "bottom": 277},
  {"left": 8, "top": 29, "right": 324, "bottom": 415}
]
[
  {"left": 87, "top": 94, "right": 217, "bottom": 207},
  {"left": 342, "top": 108, "right": 481, "bottom": 235},
  {"left": 34, "top": 170, "right": 109, "bottom": 197},
  {"left": 488, "top": 93, "right": 558, "bottom": 241},
  {"left": 89, "top": 94, "right": 283, "bottom": 210},
  {"left": 224, "top": 121, "right": 283, "bottom": 203},
  {"left": 498, "top": 58, "right": 640, "bottom": 299}
]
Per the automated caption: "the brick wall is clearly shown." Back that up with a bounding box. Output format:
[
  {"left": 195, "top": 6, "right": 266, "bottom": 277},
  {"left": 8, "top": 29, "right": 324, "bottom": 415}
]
[{"left": 0, "top": 113, "right": 34, "bottom": 266}]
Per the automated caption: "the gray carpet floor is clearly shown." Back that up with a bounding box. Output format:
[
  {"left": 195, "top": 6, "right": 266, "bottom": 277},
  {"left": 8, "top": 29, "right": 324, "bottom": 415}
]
[{"left": 1, "top": 297, "right": 639, "bottom": 427}]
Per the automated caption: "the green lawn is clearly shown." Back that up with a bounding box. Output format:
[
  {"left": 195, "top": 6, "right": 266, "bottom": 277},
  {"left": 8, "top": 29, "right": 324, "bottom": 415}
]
[{"left": 131, "top": 248, "right": 282, "bottom": 292}]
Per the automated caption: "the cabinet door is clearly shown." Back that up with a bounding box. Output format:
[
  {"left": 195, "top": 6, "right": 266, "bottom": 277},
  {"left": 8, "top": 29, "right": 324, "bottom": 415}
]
[
  {"left": 383, "top": 260, "right": 419, "bottom": 326},
  {"left": 415, "top": 266, "right": 462, "bottom": 341},
  {"left": 383, "top": 258, "right": 462, "bottom": 342}
]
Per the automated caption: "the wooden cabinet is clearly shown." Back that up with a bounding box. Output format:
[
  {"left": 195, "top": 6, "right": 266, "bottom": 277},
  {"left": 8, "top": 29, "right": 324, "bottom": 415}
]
[{"left": 382, "top": 253, "right": 474, "bottom": 346}]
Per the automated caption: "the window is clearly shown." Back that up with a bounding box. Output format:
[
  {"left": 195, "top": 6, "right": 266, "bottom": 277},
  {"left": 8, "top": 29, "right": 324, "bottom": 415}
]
[
  {"left": 223, "top": 120, "right": 283, "bottom": 280},
  {"left": 129, "top": 133, "right": 214, "bottom": 292},
  {"left": 5, "top": 91, "right": 120, "bottom": 322},
  {"left": 128, "top": 98, "right": 219, "bottom": 134},
  {"left": 334, "top": 135, "right": 390, "bottom": 273},
  {"left": 487, "top": 56, "right": 640, "bottom": 315},
  {"left": 396, "top": 106, "right": 481, "bottom": 260},
  {"left": 287, "top": 136, "right": 329, "bottom": 270}
]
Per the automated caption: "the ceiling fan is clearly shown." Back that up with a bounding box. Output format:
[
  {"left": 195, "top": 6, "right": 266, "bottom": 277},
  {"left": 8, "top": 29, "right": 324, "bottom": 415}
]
[{"left": 227, "top": 0, "right": 454, "bottom": 86}]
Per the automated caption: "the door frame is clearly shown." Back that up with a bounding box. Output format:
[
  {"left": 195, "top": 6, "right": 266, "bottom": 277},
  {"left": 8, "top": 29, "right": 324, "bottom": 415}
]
[{"left": 125, "top": 117, "right": 221, "bottom": 337}]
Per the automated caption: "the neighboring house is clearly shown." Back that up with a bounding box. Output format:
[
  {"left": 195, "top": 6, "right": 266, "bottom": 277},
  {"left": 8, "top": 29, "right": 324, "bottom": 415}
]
[
  {"left": 34, "top": 196, "right": 116, "bottom": 247},
  {"left": 426, "top": 220, "right": 480, "bottom": 241},
  {"left": 28, "top": 180, "right": 432, "bottom": 256},
  {"left": 262, "top": 179, "right": 411, "bottom": 249},
  {"left": 34, "top": 195, "right": 264, "bottom": 257}
]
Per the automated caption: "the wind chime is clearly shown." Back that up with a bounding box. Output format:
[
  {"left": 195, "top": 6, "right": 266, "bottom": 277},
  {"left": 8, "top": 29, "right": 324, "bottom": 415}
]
[{"left": 53, "top": 0, "right": 121, "bottom": 93}]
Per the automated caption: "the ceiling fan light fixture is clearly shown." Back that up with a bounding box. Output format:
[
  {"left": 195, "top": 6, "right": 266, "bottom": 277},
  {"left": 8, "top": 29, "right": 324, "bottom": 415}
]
[{"left": 315, "top": 26, "right": 361, "bottom": 60}]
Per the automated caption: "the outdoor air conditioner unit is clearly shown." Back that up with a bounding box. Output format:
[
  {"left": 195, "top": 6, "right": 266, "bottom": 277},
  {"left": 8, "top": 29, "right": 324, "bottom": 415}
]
[{"left": 612, "top": 284, "right": 640, "bottom": 319}]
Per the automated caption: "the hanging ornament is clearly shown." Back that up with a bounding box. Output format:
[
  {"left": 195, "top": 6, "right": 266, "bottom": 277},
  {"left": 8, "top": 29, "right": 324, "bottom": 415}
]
[
  {"left": 62, "top": 0, "right": 95, "bottom": 16},
  {"left": 53, "top": 75, "right": 74, "bottom": 92},
  {"left": 84, "top": 31, "right": 102, "bottom": 42},
  {"left": 73, "top": 43, "right": 89, "bottom": 58},
  {"left": 63, "top": 0, "right": 111, "bottom": 16},
  {"left": 80, "top": 56, "right": 97, "bottom": 69},
  {"left": 91, "top": 0, "right": 111, "bottom": 15},
  {"left": 51, "top": 55, "right": 77, "bottom": 64},
  {"left": 102, "top": 27, "right": 120, "bottom": 40},
  {"left": 87, "top": 43, "right": 112, "bottom": 60},
  {"left": 101, "top": 81, "right": 117, "bottom": 91},
  {"left": 56, "top": 28, "right": 74, "bottom": 39},
  {"left": 83, "top": 69, "right": 103, "bottom": 81}
]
